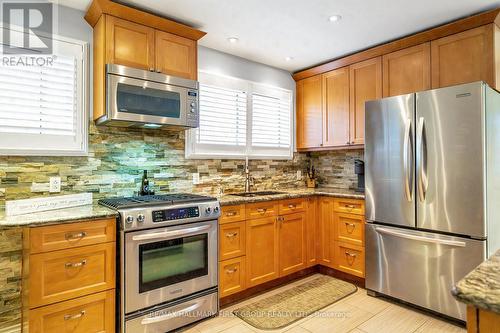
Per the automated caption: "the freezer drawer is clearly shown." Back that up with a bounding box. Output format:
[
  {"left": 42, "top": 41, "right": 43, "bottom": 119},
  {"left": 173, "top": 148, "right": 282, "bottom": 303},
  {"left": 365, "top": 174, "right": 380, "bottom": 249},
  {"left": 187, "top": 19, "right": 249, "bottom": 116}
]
[{"left": 365, "top": 223, "right": 485, "bottom": 321}]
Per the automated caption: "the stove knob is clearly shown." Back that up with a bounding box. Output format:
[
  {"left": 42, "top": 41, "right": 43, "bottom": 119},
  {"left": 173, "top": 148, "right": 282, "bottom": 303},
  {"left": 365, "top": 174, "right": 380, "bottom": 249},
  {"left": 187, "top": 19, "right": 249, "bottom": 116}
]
[
  {"left": 137, "top": 214, "right": 145, "bottom": 223},
  {"left": 214, "top": 206, "right": 219, "bottom": 213},
  {"left": 205, "top": 207, "right": 211, "bottom": 214},
  {"left": 125, "top": 215, "right": 134, "bottom": 224}
]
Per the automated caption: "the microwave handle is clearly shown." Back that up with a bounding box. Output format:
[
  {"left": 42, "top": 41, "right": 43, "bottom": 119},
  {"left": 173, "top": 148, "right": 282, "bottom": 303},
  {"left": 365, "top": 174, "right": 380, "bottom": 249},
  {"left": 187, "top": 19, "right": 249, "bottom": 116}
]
[
  {"left": 140, "top": 299, "right": 206, "bottom": 325},
  {"left": 131, "top": 225, "right": 211, "bottom": 241}
]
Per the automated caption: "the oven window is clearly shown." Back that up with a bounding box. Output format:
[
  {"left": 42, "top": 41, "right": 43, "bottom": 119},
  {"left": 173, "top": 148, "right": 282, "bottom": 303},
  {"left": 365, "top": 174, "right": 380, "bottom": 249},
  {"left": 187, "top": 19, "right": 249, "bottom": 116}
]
[
  {"left": 139, "top": 234, "right": 208, "bottom": 293},
  {"left": 117, "top": 83, "right": 181, "bottom": 118}
]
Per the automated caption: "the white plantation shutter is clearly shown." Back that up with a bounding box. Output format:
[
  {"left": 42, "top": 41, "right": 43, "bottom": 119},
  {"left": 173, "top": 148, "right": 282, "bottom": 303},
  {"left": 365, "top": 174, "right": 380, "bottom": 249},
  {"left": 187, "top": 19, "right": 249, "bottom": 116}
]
[
  {"left": 251, "top": 92, "right": 291, "bottom": 149},
  {"left": 197, "top": 84, "right": 247, "bottom": 146},
  {"left": 0, "top": 28, "right": 87, "bottom": 156},
  {"left": 186, "top": 71, "right": 292, "bottom": 159}
]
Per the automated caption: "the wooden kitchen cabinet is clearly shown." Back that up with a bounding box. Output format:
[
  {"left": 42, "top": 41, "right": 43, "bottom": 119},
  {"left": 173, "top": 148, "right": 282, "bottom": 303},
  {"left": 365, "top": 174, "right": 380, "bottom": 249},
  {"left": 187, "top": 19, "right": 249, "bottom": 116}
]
[
  {"left": 279, "top": 212, "right": 307, "bottom": 276},
  {"left": 219, "top": 256, "right": 246, "bottom": 298},
  {"left": 155, "top": 30, "right": 197, "bottom": 80},
  {"left": 335, "top": 213, "right": 365, "bottom": 247},
  {"left": 306, "top": 197, "right": 318, "bottom": 267},
  {"left": 219, "top": 221, "right": 246, "bottom": 261},
  {"left": 431, "top": 25, "right": 495, "bottom": 89},
  {"left": 322, "top": 67, "right": 350, "bottom": 147},
  {"left": 296, "top": 75, "right": 323, "bottom": 149},
  {"left": 334, "top": 241, "right": 365, "bottom": 278},
  {"left": 105, "top": 16, "right": 155, "bottom": 70},
  {"left": 318, "top": 197, "right": 335, "bottom": 267},
  {"left": 349, "top": 57, "right": 382, "bottom": 145},
  {"left": 246, "top": 216, "right": 279, "bottom": 287},
  {"left": 383, "top": 43, "right": 431, "bottom": 97}
]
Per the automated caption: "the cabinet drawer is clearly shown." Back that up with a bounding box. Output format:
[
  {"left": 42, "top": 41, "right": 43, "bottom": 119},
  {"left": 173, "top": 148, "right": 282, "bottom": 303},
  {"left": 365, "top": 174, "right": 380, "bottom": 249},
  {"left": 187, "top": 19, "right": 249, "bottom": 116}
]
[
  {"left": 220, "top": 205, "right": 246, "bottom": 224},
  {"left": 219, "top": 221, "right": 246, "bottom": 261},
  {"left": 246, "top": 201, "right": 279, "bottom": 219},
  {"left": 279, "top": 198, "right": 306, "bottom": 215},
  {"left": 30, "top": 219, "right": 116, "bottom": 254},
  {"left": 336, "top": 213, "right": 365, "bottom": 246},
  {"left": 333, "top": 199, "right": 365, "bottom": 215},
  {"left": 334, "top": 241, "right": 365, "bottom": 278},
  {"left": 30, "top": 243, "right": 115, "bottom": 308},
  {"left": 219, "top": 257, "right": 246, "bottom": 298},
  {"left": 29, "top": 290, "right": 115, "bottom": 333}
]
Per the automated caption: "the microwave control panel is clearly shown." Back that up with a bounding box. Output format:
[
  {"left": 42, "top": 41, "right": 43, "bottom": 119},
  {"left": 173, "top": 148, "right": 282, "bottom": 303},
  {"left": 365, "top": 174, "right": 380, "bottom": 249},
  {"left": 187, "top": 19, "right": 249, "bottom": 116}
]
[{"left": 186, "top": 90, "right": 199, "bottom": 128}]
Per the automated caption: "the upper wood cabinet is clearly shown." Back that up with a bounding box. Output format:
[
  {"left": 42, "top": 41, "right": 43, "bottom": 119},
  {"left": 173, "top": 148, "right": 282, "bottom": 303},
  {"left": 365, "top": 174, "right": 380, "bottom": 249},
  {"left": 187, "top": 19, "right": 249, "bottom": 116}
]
[
  {"left": 105, "top": 16, "right": 155, "bottom": 70},
  {"left": 155, "top": 31, "right": 197, "bottom": 80},
  {"left": 431, "top": 24, "right": 495, "bottom": 89},
  {"left": 296, "top": 75, "right": 323, "bottom": 149},
  {"left": 322, "top": 67, "right": 350, "bottom": 147},
  {"left": 349, "top": 57, "right": 382, "bottom": 145},
  {"left": 383, "top": 43, "right": 431, "bottom": 97}
]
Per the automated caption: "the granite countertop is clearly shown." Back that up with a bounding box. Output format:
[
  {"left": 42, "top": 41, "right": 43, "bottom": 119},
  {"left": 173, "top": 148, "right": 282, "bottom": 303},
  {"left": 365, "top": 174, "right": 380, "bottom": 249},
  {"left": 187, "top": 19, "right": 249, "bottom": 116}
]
[
  {"left": 0, "top": 188, "right": 364, "bottom": 227},
  {"left": 0, "top": 204, "right": 118, "bottom": 227},
  {"left": 219, "top": 187, "right": 365, "bottom": 206},
  {"left": 452, "top": 249, "right": 500, "bottom": 314}
]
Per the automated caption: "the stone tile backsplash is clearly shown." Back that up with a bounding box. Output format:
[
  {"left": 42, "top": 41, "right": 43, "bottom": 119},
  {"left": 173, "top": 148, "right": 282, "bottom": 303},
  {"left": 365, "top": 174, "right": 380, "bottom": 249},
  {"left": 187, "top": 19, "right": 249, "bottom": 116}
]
[{"left": 0, "top": 123, "right": 363, "bottom": 208}]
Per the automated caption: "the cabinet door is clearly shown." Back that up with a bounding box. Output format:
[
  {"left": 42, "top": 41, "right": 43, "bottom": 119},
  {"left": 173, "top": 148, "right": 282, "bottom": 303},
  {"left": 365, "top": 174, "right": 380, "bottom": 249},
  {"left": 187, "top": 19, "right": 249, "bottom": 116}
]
[
  {"left": 431, "top": 25, "right": 494, "bottom": 89},
  {"left": 296, "top": 75, "right": 323, "bottom": 149},
  {"left": 383, "top": 43, "right": 431, "bottom": 97},
  {"left": 246, "top": 217, "right": 279, "bottom": 287},
  {"left": 219, "top": 256, "right": 246, "bottom": 298},
  {"left": 279, "top": 212, "right": 306, "bottom": 276},
  {"left": 322, "top": 67, "right": 350, "bottom": 147},
  {"left": 105, "top": 16, "right": 155, "bottom": 70},
  {"left": 306, "top": 198, "right": 318, "bottom": 267},
  {"left": 155, "top": 30, "right": 197, "bottom": 80},
  {"left": 318, "top": 197, "right": 335, "bottom": 267},
  {"left": 349, "top": 57, "right": 382, "bottom": 145},
  {"left": 219, "top": 221, "right": 246, "bottom": 261}
]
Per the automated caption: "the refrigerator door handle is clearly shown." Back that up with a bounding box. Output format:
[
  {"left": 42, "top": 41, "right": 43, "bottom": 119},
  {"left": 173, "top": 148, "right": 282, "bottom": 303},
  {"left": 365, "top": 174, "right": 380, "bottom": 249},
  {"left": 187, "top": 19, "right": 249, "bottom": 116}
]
[
  {"left": 374, "top": 226, "right": 466, "bottom": 247},
  {"left": 417, "top": 117, "right": 428, "bottom": 202},
  {"left": 403, "top": 118, "right": 413, "bottom": 202}
]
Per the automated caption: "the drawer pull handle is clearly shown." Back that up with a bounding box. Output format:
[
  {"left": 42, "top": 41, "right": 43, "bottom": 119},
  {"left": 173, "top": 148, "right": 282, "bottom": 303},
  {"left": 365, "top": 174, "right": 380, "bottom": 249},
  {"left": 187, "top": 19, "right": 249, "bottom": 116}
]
[
  {"left": 225, "top": 232, "right": 238, "bottom": 238},
  {"left": 344, "top": 204, "right": 356, "bottom": 209},
  {"left": 65, "top": 259, "right": 87, "bottom": 268},
  {"left": 225, "top": 211, "right": 237, "bottom": 217},
  {"left": 257, "top": 208, "right": 267, "bottom": 213},
  {"left": 344, "top": 222, "right": 356, "bottom": 233},
  {"left": 345, "top": 251, "right": 357, "bottom": 265},
  {"left": 65, "top": 231, "right": 87, "bottom": 240},
  {"left": 288, "top": 204, "right": 296, "bottom": 209},
  {"left": 226, "top": 267, "right": 238, "bottom": 274},
  {"left": 64, "top": 310, "right": 86, "bottom": 321}
]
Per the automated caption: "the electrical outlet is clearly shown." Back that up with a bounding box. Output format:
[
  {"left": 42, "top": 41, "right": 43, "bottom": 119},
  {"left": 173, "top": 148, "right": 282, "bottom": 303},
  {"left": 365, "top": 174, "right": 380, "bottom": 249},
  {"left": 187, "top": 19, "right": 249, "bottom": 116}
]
[
  {"left": 296, "top": 170, "right": 302, "bottom": 180},
  {"left": 192, "top": 173, "right": 200, "bottom": 185},
  {"left": 49, "top": 177, "right": 61, "bottom": 193}
]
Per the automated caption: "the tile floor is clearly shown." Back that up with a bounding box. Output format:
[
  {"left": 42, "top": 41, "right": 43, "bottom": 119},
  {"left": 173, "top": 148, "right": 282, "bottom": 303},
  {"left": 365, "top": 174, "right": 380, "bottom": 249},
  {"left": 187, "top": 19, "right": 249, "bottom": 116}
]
[{"left": 183, "top": 274, "right": 466, "bottom": 333}]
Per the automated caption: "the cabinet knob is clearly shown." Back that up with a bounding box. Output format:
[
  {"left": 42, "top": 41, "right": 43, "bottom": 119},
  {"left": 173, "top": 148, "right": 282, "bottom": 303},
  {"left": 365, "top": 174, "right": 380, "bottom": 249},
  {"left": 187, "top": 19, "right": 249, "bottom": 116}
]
[
  {"left": 346, "top": 142, "right": 350, "bottom": 145},
  {"left": 149, "top": 67, "right": 154, "bottom": 72},
  {"left": 351, "top": 141, "right": 355, "bottom": 144}
]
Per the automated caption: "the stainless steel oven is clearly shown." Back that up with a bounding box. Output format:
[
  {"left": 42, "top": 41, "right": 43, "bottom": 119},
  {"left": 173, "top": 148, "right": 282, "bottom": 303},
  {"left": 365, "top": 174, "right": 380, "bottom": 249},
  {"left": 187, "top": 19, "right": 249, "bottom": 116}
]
[
  {"left": 96, "top": 64, "right": 199, "bottom": 128},
  {"left": 124, "top": 219, "right": 217, "bottom": 314}
]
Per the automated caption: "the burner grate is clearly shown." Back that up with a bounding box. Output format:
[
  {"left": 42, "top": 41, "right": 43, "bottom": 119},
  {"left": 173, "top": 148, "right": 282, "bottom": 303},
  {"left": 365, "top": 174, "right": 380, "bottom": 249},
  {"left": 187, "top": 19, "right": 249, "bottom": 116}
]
[{"left": 98, "top": 193, "right": 216, "bottom": 210}]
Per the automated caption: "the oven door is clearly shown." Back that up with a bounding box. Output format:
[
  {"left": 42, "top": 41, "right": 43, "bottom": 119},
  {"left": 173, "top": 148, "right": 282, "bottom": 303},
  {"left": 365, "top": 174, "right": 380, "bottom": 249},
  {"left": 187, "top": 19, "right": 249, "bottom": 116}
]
[
  {"left": 124, "top": 220, "right": 218, "bottom": 314},
  {"left": 107, "top": 74, "right": 188, "bottom": 126}
]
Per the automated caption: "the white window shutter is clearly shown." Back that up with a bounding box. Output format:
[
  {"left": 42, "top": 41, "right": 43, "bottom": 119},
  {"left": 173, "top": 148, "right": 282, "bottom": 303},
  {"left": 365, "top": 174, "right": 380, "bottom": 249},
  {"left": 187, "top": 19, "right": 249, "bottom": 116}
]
[{"left": 251, "top": 93, "right": 291, "bottom": 148}]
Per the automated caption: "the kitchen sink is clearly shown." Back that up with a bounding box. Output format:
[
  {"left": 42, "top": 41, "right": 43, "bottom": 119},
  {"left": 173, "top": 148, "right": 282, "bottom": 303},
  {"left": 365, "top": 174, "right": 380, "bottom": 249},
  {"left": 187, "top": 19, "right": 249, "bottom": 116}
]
[{"left": 231, "top": 191, "right": 285, "bottom": 197}]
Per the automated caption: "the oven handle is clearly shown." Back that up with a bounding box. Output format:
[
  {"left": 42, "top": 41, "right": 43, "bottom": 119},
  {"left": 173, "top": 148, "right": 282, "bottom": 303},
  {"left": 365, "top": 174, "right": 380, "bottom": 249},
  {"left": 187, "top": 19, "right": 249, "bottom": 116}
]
[
  {"left": 140, "top": 299, "right": 206, "bottom": 325},
  {"left": 131, "top": 225, "right": 212, "bottom": 241}
]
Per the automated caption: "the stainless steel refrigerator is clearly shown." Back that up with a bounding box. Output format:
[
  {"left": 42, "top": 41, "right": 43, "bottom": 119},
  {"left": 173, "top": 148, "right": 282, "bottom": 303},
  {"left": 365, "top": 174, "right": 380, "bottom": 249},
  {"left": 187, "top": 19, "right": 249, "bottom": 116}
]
[{"left": 364, "top": 81, "right": 500, "bottom": 321}]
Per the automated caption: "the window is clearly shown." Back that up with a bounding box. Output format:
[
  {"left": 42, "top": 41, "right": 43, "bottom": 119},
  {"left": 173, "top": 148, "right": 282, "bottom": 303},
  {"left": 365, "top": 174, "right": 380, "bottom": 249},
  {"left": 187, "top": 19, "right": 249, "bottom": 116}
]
[
  {"left": 186, "top": 72, "right": 293, "bottom": 159},
  {"left": 0, "top": 27, "right": 88, "bottom": 156}
]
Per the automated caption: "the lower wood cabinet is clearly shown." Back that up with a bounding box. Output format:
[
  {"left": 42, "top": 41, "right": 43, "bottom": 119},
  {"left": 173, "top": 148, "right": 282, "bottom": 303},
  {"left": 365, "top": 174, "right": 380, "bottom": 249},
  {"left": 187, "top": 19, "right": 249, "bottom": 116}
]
[
  {"left": 279, "top": 212, "right": 306, "bottom": 276},
  {"left": 318, "top": 197, "right": 335, "bottom": 267},
  {"left": 219, "top": 221, "right": 246, "bottom": 261},
  {"left": 305, "top": 198, "right": 318, "bottom": 267},
  {"left": 467, "top": 305, "right": 500, "bottom": 333},
  {"left": 334, "top": 241, "right": 365, "bottom": 278},
  {"left": 335, "top": 213, "right": 364, "bottom": 247},
  {"left": 29, "top": 290, "right": 115, "bottom": 333},
  {"left": 219, "top": 257, "right": 246, "bottom": 298},
  {"left": 246, "top": 216, "right": 279, "bottom": 287}
]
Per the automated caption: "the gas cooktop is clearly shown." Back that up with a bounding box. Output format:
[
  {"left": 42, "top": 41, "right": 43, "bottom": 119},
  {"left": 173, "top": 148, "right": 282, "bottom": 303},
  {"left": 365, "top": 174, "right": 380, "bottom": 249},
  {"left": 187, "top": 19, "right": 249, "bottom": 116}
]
[{"left": 98, "top": 193, "right": 217, "bottom": 210}]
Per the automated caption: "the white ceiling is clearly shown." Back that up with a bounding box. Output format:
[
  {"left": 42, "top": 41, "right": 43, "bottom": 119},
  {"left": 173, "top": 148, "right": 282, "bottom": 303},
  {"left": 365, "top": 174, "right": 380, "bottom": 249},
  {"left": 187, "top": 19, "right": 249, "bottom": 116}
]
[{"left": 64, "top": 0, "right": 500, "bottom": 72}]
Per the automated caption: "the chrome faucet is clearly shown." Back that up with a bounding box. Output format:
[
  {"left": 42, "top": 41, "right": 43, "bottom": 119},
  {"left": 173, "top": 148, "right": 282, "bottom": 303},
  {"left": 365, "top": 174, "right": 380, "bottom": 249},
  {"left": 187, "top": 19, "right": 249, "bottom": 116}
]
[{"left": 244, "top": 157, "right": 253, "bottom": 193}]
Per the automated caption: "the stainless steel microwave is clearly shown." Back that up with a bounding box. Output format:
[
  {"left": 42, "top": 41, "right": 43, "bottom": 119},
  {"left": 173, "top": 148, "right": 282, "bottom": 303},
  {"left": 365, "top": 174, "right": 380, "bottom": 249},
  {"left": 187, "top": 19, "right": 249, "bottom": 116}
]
[{"left": 96, "top": 64, "right": 199, "bottom": 129}]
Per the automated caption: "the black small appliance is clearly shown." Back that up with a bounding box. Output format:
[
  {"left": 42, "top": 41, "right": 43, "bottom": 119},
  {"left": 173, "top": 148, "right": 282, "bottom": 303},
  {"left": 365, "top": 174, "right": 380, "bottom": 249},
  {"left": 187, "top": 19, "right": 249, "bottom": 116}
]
[{"left": 354, "top": 159, "right": 365, "bottom": 192}]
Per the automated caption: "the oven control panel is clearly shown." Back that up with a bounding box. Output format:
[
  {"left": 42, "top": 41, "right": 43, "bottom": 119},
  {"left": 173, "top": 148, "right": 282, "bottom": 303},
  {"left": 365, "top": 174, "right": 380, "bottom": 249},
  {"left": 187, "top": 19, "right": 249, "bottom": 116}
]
[{"left": 152, "top": 206, "right": 199, "bottom": 222}]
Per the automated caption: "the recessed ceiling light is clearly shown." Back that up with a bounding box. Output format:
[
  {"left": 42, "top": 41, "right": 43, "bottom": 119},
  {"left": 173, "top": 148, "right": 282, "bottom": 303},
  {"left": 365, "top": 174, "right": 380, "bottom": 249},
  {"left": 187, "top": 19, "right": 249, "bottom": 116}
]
[
  {"left": 328, "top": 15, "right": 342, "bottom": 22},
  {"left": 285, "top": 56, "right": 293, "bottom": 62},
  {"left": 227, "top": 37, "right": 239, "bottom": 43}
]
